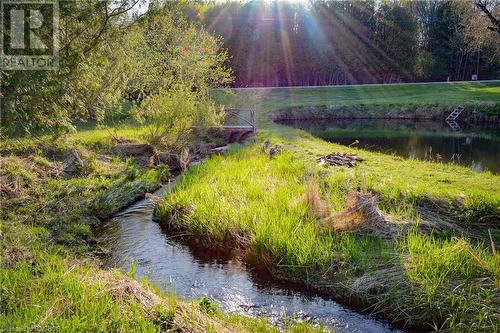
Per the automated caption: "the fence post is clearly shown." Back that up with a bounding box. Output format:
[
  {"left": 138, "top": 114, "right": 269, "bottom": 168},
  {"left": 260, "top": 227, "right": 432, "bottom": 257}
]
[{"left": 252, "top": 109, "right": 256, "bottom": 133}]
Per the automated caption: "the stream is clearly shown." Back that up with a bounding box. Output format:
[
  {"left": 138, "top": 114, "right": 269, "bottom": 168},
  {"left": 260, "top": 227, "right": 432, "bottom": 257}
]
[{"left": 98, "top": 184, "right": 401, "bottom": 333}]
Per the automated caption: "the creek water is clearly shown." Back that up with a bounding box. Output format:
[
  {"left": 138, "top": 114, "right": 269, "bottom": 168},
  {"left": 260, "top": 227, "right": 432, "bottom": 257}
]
[
  {"left": 98, "top": 184, "right": 401, "bottom": 333},
  {"left": 277, "top": 119, "right": 500, "bottom": 174}
]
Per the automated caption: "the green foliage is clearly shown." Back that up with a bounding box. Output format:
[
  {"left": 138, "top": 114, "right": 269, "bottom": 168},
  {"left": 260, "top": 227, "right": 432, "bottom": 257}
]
[
  {"left": 153, "top": 306, "right": 176, "bottom": 331},
  {"left": 57, "top": 223, "right": 93, "bottom": 245},
  {"left": 375, "top": 2, "right": 419, "bottom": 81},
  {"left": 92, "top": 168, "right": 163, "bottom": 220},
  {"left": 121, "top": 6, "right": 232, "bottom": 146},
  {"left": 125, "top": 158, "right": 140, "bottom": 180},
  {"left": 1, "top": 1, "right": 232, "bottom": 138},
  {"left": 156, "top": 163, "right": 171, "bottom": 183},
  {"left": 1, "top": 1, "right": 132, "bottom": 135},
  {"left": 400, "top": 233, "right": 499, "bottom": 332},
  {"left": 128, "top": 262, "right": 137, "bottom": 279},
  {"left": 82, "top": 152, "right": 99, "bottom": 175},
  {"left": 1, "top": 253, "right": 158, "bottom": 332},
  {"left": 199, "top": 296, "right": 218, "bottom": 315},
  {"left": 134, "top": 84, "right": 223, "bottom": 147},
  {"left": 123, "top": 7, "right": 232, "bottom": 95}
]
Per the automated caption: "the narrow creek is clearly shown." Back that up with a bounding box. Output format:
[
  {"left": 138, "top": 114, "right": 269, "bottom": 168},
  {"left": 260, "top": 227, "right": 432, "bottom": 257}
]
[{"left": 98, "top": 183, "right": 401, "bottom": 333}]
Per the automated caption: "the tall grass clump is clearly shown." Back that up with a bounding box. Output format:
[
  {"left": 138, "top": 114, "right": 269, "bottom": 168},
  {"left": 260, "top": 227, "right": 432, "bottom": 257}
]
[
  {"left": 155, "top": 142, "right": 395, "bottom": 278},
  {"left": 399, "top": 232, "right": 499, "bottom": 332},
  {"left": 155, "top": 144, "right": 337, "bottom": 271}
]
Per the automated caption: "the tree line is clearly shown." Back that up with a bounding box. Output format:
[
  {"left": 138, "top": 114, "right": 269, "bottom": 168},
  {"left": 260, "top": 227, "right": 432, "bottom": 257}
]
[
  {"left": 197, "top": 0, "right": 500, "bottom": 87},
  {"left": 1, "top": 0, "right": 498, "bottom": 135}
]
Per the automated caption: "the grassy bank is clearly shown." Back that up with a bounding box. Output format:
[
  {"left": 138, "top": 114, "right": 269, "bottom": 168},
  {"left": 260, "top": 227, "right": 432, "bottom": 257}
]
[
  {"left": 0, "top": 130, "right": 324, "bottom": 332},
  {"left": 224, "top": 81, "right": 500, "bottom": 111},
  {"left": 216, "top": 81, "right": 500, "bottom": 125},
  {"left": 307, "top": 128, "right": 500, "bottom": 140},
  {"left": 155, "top": 133, "right": 499, "bottom": 331},
  {"left": 157, "top": 82, "right": 500, "bottom": 331},
  {"left": 272, "top": 102, "right": 500, "bottom": 122}
]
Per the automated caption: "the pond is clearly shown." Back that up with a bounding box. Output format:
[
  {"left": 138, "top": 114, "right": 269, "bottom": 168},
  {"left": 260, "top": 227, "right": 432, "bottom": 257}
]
[
  {"left": 97, "top": 184, "right": 401, "bottom": 333},
  {"left": 277, "top": 119, "right": 500, "bottom": 174}
]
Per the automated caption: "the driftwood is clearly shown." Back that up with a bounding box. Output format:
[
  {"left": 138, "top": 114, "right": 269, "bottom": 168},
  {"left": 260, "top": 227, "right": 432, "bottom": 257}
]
[
  {"left": 210, "top": 145, "right": 231, "bottom": 155},
  {"left": 317, "top": 152, "right": 363, "bottom": 167}
]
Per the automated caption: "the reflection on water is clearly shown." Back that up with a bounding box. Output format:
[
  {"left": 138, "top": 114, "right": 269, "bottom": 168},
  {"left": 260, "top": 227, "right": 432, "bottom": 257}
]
[
  {"left": 97, "top": 186, "right": 400, "bottom": 333},
  {"left": 278, "top": 119, "right": 500, "bottom": 173}
]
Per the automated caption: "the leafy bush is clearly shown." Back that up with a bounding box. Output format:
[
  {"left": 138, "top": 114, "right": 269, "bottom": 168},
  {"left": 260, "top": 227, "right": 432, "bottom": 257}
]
[
  {"left": 134, "top": 84, "right": 223, "bottom": 147},
  {"left": 199, "top": 296, "right": 218, "bottom": 315}
]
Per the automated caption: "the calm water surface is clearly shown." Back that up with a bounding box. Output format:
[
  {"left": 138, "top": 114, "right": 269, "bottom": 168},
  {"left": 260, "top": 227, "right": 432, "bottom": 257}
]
[
  {"left": 98, "top": 185, "right": 401, "bottom": 333},
  {"left": 278, "top": 119, "right": 500, "bottom": 173}
]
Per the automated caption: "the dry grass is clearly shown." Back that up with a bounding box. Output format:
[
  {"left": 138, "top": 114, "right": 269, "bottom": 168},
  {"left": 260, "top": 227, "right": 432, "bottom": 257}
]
[
  {"left": 90, "top": 270, "right": 276, "bottom": 333},
  {"left": 0, "top": 174, "right": 24, "bottom": 200},
  {"left": 300, "top": 180, "right": 331, "bottom": 220},
  {"left": 300, "top": 177, "right": 397, "bottom": 237},
  {"left": 321, "top": 191, "right": 395, "bottom": 237},
  {"left": 179, "top": 147, "right": 191, "bottom": 170},
  {"left": 227, "top": 228, "right": 256, "bottom": 252},
  {"left": 0, "top": 155, "right": 60, "bottom": 202},
  {"left": 93, "top": 271, "right": 162, "bottom": 310}
]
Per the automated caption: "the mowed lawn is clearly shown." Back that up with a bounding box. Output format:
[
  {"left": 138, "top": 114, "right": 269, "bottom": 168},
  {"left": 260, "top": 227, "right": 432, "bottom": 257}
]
[{"left": 221, "top": 81, "right": 500, "bottom": 115}]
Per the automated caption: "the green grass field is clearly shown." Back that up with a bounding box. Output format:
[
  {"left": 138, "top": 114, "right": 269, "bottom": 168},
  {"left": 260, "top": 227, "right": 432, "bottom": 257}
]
[
  {"left": 156, "top": 131, "right": 500, "bottom": 331},
  {"left": 226, "top": 81, "right": 500, "bottom": 113}
]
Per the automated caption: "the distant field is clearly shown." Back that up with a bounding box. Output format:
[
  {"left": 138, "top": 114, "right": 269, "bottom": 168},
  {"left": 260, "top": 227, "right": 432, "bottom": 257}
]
[{"left": 225, "top": 81, "right": 500, "bottom": 112}]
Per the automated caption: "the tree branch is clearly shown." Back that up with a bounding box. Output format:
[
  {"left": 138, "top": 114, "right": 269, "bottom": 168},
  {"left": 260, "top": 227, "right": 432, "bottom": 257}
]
[
  {"left": 475, "top": 0, "right": 500, "bottom": 37},
  {"left": 83, "top": 0, "right": 143, "bottom": 55}
]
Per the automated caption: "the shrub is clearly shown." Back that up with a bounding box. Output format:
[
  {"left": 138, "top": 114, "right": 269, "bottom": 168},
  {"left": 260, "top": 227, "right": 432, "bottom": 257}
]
[{"left": 134, "top": 84, "right": 223, "bottom": 148}]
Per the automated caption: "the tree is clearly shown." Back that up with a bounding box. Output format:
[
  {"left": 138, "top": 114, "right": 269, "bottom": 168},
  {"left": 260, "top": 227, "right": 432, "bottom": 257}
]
[
  {"left": 124, "top": 4, "right": 232, "bottom": 147},
  {"left": 374, "top": 2, "right": 418, "bottom": 83},
  {"left": 452, "top": 0, "right": 500, "bottom": 80},
  {"left": 1, "top": 0, "right": 232, "bottom": 138},
  {"left": 1, "top": 1, "right": 145, "bottom": 135},
  {"left": 475, "top": 0, "right": 500, "bottom": 37}
]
